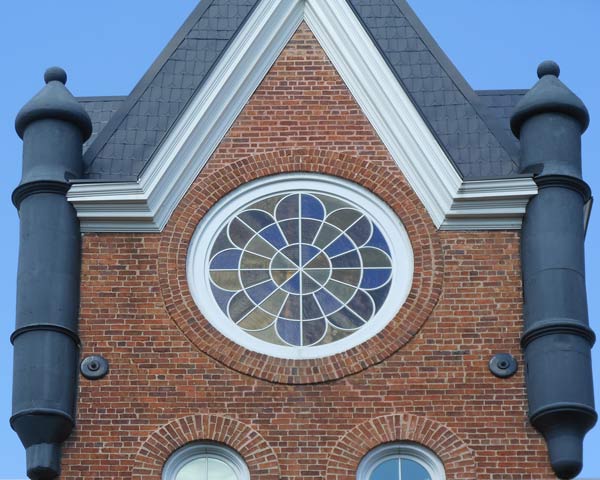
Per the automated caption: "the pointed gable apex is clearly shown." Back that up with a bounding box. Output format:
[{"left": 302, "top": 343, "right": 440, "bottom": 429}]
[{"left": 70, "top": 0, "right": 536, "bottom": 232}]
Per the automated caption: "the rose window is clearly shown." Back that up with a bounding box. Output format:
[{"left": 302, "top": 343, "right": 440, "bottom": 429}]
[{"left": 187, "top": 175, "right": 413, "bottom": 359}]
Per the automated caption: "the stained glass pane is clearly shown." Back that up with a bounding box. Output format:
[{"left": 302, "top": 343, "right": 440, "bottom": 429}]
[
  {"left": 303, "top": 319, "right": 327, "bottom": 345},
  {"left": 328, "top": 308, "right": 364, "bottom": 330},
  {"left": 238, "top": 308, "right": 275, "bottom": 331},
  {"left": 207, "top": 191, "right": 394, "bottom": 347},
  {"left": 276, "top": 318, "right": 301, "bottom": 345},
  {"left": 239, "top": 210, "right": 275, "bottom": 231},
  {"left": 301, "top": 193, "right": 325, "bottom": 220}
]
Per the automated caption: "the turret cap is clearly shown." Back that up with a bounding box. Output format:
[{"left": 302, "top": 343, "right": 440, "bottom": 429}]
[
  {"left": 15, "top": 67, "right": 92, "bottom": 140},
  {"left": 537, "top": 60, "right": 560, "bottom": 79},
  {"left": 44, "top": 67, "right": 67, "bottom": 85},
  {"left": 511, "top": 61, "right": 589, "bottom": 138}
]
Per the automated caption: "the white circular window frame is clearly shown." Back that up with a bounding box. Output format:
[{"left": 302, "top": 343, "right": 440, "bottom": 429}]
[
  {"left": 187, "top": 173, "right": 414, "bottom": 360},
  {"left": 162, "top": 442, "right": 250, "bottom": 480},
  {"left": 356, "top": 443, "right": 446, "bottom": 480}
]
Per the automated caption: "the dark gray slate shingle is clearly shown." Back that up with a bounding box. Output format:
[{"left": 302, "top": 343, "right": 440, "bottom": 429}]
[
  {"left": 347, "top": 0, "right": 520, "bottom": 178},
  {"left": 477, "top": 90, "right": 526, "bottom": 149},
  {"left": 79, "top": 96, "right": 126, "bottom": 152},
  {"left": 84, "top": 0, "right": 260, "bottom": 180},
  {"left": 83, "top": 0, "right": 522, "bottom": 182}
]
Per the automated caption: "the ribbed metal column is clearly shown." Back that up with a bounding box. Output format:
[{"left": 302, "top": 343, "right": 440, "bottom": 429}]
[
  {"left": 11, "top": 67, "right": 91, "bottom": 480},
  {"left": 512, "top": 61, "right": 596, "bottom": 479}
]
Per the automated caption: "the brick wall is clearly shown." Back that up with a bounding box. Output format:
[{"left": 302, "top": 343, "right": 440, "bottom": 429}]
[{"left": 62, "top": 24, "right": 555, "bottom": 479}]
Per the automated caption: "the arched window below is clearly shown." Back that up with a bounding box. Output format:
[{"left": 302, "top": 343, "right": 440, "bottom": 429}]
[
  {"left": 357, "top": 443, "right": 445, "bottom": 480},
  {"left": 162, "top": 442, "right": 250, "bottom": 480}
]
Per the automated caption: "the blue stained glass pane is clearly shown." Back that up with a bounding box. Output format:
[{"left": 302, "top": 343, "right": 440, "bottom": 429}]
[
  {"left": 360, "top": 268, "right": 392, "bottom": 289},
  {"left": 276, "top": 319, "right": 301, "bottom": 346},
  {"left": 367, "top": 282, "right": 391, "bottom": 312},
  {"left": 301, "top": 194, "right": 325, "bottom": 220},
  {"left": 275, "top": 194, "right": 299, "bottom": 221},
  {"left": 401, "top": 459, "right": 431, "bottom": 480},
  {"left": 239, "top": 210, "right": 275, "bottom": 232},
  {"left": 347, "top": 290, "right": 374, "bottom": 320},
  {"left": 302, "top": 294, "right": 322, "bottom": 320},
  {"left": 259, "top": 224, "right": 287, "bottom": 249},
  {"left": 303, "top": 319, "right": 327, "bottom": 345},
  {"left": 281, "top": 272, "right": 301, "bottom": 294},
  {"left": 210, "top": 284, "right": 236, "bottom": 314},
  {"left": 328, "top": 308, "right": 364, "bottom": 330},
  {"left": 330, "top": 250, "right": 361, "bottom": 269},
  {"left": 314, "top": 289, "right": 343, "bottom": 315},
  {"left": 301, "top": 219, "right": 321, "bottom": 244},
  {"left": 246, "top": 281, "right": 277, "bottom": 304},
  {"left": 301, "top": 244, "right": 320, "bottom": 266},
  {"left": 325, "top": 234, "right": 355, "bottom": 257},
  {"left": 346, "top": 216, "right": 372, "bottom": 247},
  {"left": 210, "top": 249, "right": 242, "bottom": 270},
  {"left": 371, "top": 459, "right": 399, "bottom": 480},
  {"left": 280, "top": 219, "right": 300, "bottom": 245},
  {"left": 366, "top": 224, "right": 391, "bottom": 255}
]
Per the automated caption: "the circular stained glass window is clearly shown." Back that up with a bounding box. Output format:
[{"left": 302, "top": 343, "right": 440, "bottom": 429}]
[{"left": 187, "top": 174, "right": 413, "bottom": 359}]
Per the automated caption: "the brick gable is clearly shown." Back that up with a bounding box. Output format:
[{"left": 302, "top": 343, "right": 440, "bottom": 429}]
[{"left": 63, "top": 24, "right": 554, "bottom": 479}]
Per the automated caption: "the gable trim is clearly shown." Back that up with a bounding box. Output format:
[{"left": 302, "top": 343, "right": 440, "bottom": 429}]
[{"left": 68, "top": 0, "right": 535, "bottom": 233}]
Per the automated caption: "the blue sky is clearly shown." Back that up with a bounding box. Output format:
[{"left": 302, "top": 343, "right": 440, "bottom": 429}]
[{"left": 1, "top": 1, "right": 599, "bottom": 478}]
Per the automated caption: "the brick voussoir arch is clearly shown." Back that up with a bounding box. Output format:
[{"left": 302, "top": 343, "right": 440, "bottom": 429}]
[
  {"left": 159, "top": 148, "right": 443, "bottom": 384},
  {"left": 132, "top": 414, "right": 280, "bottom": 479},
  {"left": 326, "top": 413, "right": 477, "bottom": 479}
]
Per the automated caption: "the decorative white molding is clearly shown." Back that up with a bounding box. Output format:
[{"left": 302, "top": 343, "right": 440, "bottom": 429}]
[
  {"left": 71, "top": 0, "right": 304, "bottom": 233},
  {"left": 442, "top": 177, "right": 538, "bottom": 230},
  {"left": 68, "top": 0, "right": 536, "bottom": 233}
]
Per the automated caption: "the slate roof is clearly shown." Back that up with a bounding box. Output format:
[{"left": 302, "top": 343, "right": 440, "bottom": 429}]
[
  {"left": 476, "top": 90, "right": 526, "bottom": 149},
  {"left": 347, "top": 0, "right": 520, "bottom": 178},
  {"left": 82, "top": 0, "right": 524, "bottom": 182},
  {"left": 83, "top": 0, "right": 259, "bottom": 180},
  {"left": 79, "top": 96, "right": 126, "bottom": 151}
]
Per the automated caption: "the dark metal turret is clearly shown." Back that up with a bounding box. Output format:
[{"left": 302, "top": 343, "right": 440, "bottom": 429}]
[
  {"left": 511, "top": 61, "right": 596, "bottom": 479},
  {"left": 11, "top": 67, "right": 91, "bottom": 480}
]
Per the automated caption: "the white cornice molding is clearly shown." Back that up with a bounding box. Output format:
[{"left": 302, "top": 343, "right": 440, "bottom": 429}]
[
  {"left": 442, "top": 177, "right": 537, "bottom": 230},
  {"left": 68, "top": 0, "right": 535, "bottom": 233}
]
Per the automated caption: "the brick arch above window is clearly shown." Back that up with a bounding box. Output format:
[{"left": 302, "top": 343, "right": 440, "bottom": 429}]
[
  {"left": 326, "top": 413, "right": 477, "bottom": 480},
  {"left": 132, "top": 414, "right": 280, "bottom": 480},
  {"left": 158, "top": 149, "right": 443, "bottom": 384}
]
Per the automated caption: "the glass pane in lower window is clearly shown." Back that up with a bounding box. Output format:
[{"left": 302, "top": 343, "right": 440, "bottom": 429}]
[
  {"left": 207, "top": 458, "right": 237, "bottom": 480},
  {"left": 371, "top": 458, "right": 399, "bottom": 480},
  {"left": 177, "top": 458, "right": 207, "bottom": 480},
  {"left": 401, "top": 458, "right": 431, "bottom": 480}
]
